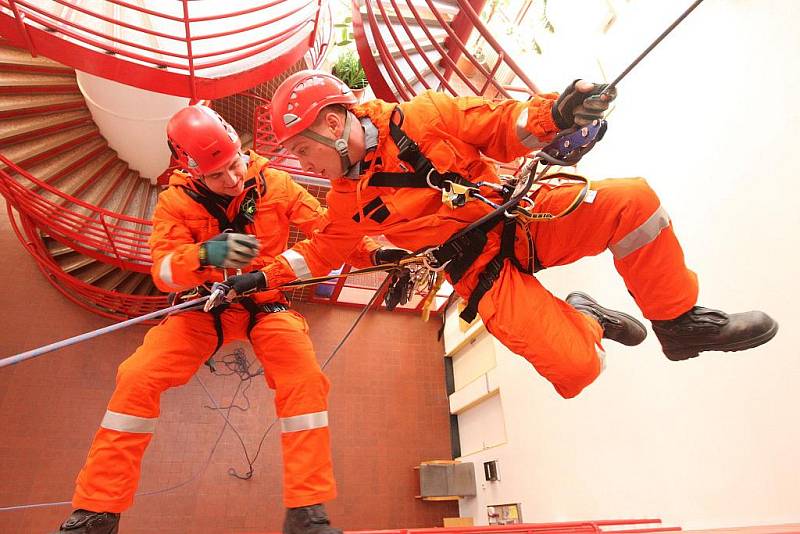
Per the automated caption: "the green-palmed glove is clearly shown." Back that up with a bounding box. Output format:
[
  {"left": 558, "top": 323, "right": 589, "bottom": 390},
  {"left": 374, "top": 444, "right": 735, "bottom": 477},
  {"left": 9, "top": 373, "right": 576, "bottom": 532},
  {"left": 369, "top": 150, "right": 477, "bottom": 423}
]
[{"left": 199, "top": 233, "right": 260, "bottom": 269}]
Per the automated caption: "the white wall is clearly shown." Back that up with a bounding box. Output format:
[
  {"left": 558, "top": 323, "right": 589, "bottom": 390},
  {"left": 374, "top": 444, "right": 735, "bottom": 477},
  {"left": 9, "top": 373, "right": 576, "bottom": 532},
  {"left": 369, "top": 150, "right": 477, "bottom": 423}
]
[
  {"left": 76, "top": 71, "right": 189, "bottom": 181},
  {"left": 449, "top": 0, "right": 800, "bottom": 529}
]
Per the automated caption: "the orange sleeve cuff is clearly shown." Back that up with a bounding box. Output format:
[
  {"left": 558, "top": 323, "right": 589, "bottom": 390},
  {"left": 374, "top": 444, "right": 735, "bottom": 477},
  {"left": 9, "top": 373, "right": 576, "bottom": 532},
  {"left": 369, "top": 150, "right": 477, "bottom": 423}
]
[
  {"left": 262, "top": 257, "right": 303, "bottom": 289},
  {"left": 348, "top": 237, "right": 381, "bottom": 268},
  {"left": 526, "top": 93, "right": 560, "bottom": 143}
]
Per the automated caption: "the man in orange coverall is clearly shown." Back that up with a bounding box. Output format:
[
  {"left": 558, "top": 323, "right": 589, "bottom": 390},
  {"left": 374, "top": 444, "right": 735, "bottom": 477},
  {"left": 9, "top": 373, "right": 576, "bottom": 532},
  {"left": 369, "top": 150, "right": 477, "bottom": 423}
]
[
  {"left": 245, "top": 70, "right": 777, "bottom": 401},
  {"left": 57, "top": 105, "right": 375, "bottom": 533}
]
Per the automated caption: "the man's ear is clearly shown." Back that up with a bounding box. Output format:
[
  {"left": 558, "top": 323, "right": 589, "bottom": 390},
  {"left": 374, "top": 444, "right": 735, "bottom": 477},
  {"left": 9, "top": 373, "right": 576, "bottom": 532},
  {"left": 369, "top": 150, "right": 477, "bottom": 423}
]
[{"left": 325, "top": 110, "right": 344, "bottom": 136}]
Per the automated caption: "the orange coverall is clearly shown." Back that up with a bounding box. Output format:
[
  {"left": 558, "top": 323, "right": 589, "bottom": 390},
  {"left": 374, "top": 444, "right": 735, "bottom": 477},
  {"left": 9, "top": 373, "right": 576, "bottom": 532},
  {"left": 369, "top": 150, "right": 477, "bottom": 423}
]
[
  {"left": 72, "top": 152, "right": 376, "bottom": 512},
  {"left": 262, "top": 92, "right": 699, "bottom": 399}
]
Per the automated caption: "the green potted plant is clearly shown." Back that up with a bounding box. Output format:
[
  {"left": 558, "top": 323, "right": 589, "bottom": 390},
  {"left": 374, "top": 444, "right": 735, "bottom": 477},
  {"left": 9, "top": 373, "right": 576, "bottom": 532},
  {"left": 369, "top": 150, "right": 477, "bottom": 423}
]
[{"left": 331, "top": 49, "right": 369, "bottom": 101}]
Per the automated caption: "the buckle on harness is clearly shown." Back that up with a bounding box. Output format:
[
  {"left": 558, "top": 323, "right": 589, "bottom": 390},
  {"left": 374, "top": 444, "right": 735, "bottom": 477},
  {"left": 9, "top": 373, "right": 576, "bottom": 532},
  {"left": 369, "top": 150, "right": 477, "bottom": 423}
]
[
  {"left": 442, "top": 180, "right": 478, "bottom": 209},
  {"left": 426, "top": 168, "right": 478, "bottom": 209},
  {"left": 420, "top": 247, "right": 450, "bottom": 272}
]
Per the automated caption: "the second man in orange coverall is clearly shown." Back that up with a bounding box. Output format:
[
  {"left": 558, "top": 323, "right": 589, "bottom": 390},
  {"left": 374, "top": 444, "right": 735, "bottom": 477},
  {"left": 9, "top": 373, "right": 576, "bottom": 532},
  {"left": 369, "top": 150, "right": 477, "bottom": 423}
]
[{"left": 226, "top": 71, "right": 777, "bottom": 402}]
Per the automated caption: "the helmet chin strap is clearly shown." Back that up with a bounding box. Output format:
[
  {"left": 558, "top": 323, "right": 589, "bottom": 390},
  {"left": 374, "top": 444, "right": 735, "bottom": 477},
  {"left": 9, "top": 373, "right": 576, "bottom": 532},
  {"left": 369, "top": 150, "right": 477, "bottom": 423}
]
[{"left": 300, "top": 111, "right": 354, "bottom": 175}]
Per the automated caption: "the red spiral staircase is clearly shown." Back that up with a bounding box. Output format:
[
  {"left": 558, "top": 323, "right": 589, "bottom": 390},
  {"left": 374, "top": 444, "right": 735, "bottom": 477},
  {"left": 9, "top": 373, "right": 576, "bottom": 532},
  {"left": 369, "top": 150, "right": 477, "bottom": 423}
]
[
  {"left": 0, "top": 0, "right": 325, "bottom": 100},
  {"left": 353, "top": 0, "right": 541, "bottom": 102},
  {"left": 0, "top": 0, "right": 542, "bottom": 321}
]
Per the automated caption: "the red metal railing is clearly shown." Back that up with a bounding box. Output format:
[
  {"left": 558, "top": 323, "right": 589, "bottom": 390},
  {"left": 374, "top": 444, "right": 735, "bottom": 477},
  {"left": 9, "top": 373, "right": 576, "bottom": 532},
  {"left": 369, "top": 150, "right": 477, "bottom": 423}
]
[
  {"left": 7, "top": 204, "right": 167, "bottom": 320},
  {"left": 0, "top": 153, "right": 153, "bottom": 272},
  {"left": 352, "top": 0, "right": 540, "bottom": 102},
  {"left": 306, "top": 0, "right": 333, "bottom": 69},
  {"left": 0, "top": 0, "right": 326, "bottom": 99}
]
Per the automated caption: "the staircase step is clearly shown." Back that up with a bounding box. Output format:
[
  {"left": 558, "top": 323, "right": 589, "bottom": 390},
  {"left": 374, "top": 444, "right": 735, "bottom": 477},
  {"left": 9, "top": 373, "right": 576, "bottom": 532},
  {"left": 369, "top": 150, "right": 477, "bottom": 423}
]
[
  {"left": 0, "top": 44, "right": 73, "bottom": 73},
  {"left": 61, "top": 148, "right": 120, "bottom": 197},
  {"left": 73, "top": 164, "right": 131, "bottom": 213},
  {"left": 134, "top": 276, "right": 158, "bottom": 297},
  {"left": 57, "top": 251, "right": 95, "bottom": 273},
  {"left": 0, "top": 94, "right": 85, "bottom": 118},
  {"left": 93, "top": 161, "right": 133, "bottom": 209},
  {"left": 361, "top": 1, "right": 457, "bottom": 25},
  {"left": 103, "top": 169, "right": 141, "bottom": 218},
  {"left": 364, "top": 14, "right": 452, "bottom": 47},
  {"left": 118, "top": 179, "right": 154, "bottom": 243},
  {"left": 0, "top": 71, "right": 78, "bottom": 94},
  {"left": 44, "top": 236, "right": 73, "bottom": 258},
  {"left": 94, "top": 268, "right": 135, "bottom": 292},
  {"left": 19, "top": 139, "right": 108, "bottom": 196},
  {"left": 377, "top": 51, "right": 440, "bottom": 96},
  {"left": 116, "top": 272, "right": 150, "bottom": 294},
  {"left": 0, "top": 124, "right": 99, "bottom": 166},
  {"left": 71, "top": 259, "right": 119, "bottom": 285},
  {"left": 382, "top": 38, "right": 444, "bottom": 59},
  {"left": 0, "top": 109, "right": 92, "bottom": 145},
  {"left": 411, "top": 70, "right": 446, "bottom": 95}
]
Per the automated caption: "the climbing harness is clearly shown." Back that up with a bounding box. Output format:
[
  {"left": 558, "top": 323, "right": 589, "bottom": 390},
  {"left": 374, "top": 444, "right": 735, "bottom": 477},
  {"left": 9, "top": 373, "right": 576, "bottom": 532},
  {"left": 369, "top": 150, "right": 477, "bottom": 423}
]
[
  {"left": 368, "top": 108, "right": 483, "bottom": 208},
  {"left": 180, "top": 170, "right": 289, "bottom": 371}
]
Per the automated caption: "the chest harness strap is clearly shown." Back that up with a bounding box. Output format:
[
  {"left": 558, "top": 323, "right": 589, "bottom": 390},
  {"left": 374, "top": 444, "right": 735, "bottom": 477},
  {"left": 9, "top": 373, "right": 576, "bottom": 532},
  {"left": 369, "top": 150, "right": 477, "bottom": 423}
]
[
  {"left": 360, "top": 110, "right": 543, "bottom": 323},
  {"left": 178, "top": 172, "right": 286, "bottom": 371},
  {"left": 368, "top": 108, "right": 480, "bottom": 209}
]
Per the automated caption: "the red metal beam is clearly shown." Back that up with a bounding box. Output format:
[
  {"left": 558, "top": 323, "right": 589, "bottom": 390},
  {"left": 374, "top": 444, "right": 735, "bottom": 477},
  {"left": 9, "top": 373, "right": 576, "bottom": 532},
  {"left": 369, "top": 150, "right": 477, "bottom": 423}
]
[{"left": 0, "top": 13, "right": 312, "bottom": 99}]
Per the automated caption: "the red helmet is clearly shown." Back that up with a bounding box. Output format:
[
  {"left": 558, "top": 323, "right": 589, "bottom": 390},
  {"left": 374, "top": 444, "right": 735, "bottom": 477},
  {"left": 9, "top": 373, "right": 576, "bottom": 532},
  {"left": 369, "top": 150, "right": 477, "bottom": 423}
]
[
  {"left": 166, "top": 105, "right": 240, "bottom": 177},
  {"left": 270, "top": 70, "right": 357, "bottom": 144}
]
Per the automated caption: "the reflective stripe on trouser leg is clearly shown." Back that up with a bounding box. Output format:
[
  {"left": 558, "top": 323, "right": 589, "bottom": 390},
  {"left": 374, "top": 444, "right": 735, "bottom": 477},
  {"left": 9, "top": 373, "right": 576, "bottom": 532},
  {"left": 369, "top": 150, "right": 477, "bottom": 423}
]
[
  {"left": 72, "top": 311, "right": 219, "bottom": 513},
  {"left": 454, "top": 257, "right": 605, "bottom": 400},
  {"left": 530, "top": 178, "right": 698, "bottom": 321},
  {"left": 281, "top": 411, "right": 328, "bottom": 433},
  {"left": 249, "top": 310, "right": 337, "bottom": 508},
  {"left": 605, "top": 182, "right": 698, "bottom": 320}
]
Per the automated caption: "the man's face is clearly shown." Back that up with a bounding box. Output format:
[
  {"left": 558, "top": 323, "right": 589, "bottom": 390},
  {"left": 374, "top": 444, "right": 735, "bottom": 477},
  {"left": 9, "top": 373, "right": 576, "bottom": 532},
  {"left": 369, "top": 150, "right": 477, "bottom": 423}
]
[
  {"left": 283, "top": 117, "right": 344, "bottom": 180},
  {"left": 200, "top": 151, "right": 246, "bottom": 197}
]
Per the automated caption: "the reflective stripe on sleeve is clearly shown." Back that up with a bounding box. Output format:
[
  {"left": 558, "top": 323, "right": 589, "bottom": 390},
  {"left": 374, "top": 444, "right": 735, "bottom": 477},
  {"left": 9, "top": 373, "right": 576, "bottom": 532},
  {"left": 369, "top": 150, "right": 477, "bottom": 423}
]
[
  {"left": 515, "top": 108, "right": 543, "bottom": 149},
  {"left": 280, "top": 249, "right": 313, "bottom": 280},
  {"left": 280, "top": 410, "right": 328, "bottom": 433},
  {"left": 101, "top": 410, "right": 158, "bottom": 434},
  {"left": 158, "top": 252, "right": 182, "bottom": 290},
  {"left": 610, "top": 206, "right": 670, "bottom": 259}
]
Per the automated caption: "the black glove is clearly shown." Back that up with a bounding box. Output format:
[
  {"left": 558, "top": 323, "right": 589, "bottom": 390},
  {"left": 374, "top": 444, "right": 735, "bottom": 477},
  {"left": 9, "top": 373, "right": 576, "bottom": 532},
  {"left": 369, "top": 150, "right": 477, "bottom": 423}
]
[
  {"left": 216, "top": 271, "right": 268, "bottom": 301},
  {"left": 384, "top": 269, "right": 412, "bottom": 311},
  {"left": 552, "top": 79, "right": 616, "bottom": 129},
  {"left": 199, "top": 233, "right": 260, "bottom": 269},
  {"left": 373, "top": 247, "right": 410, "bottom": 266}
]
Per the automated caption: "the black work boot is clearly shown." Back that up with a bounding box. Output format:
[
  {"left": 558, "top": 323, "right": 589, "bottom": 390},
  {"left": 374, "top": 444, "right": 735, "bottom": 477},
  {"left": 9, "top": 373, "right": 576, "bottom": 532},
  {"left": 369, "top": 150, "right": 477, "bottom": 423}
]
[
  {"left": 652, "top": 306, "right": 778, "bottom": 361},
  {"left": 566, "top": 292, "right": 647, "bottom": 346},
  {"left": 283, "top": 504, "right": 342, "bottom": 534},
  {"left": 58, "top": 509, "right": 120, "bottom": 533}
]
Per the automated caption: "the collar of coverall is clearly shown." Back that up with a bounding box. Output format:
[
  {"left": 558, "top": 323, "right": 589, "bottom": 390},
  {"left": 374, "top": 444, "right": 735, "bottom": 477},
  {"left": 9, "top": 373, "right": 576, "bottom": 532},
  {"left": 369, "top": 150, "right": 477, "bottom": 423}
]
[{"left": 345, "top": 117, "right": 379, "bottom": 180}]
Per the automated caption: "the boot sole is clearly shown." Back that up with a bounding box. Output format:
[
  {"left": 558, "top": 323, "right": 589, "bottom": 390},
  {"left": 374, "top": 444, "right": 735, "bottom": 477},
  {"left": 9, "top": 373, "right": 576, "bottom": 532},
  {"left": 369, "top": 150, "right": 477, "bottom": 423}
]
[
  {"left": 567, "top": 291, "right": 647, "bottom": 346},
  {"left": 664, "top": 319, "right": 779, "bottom": 361}
]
